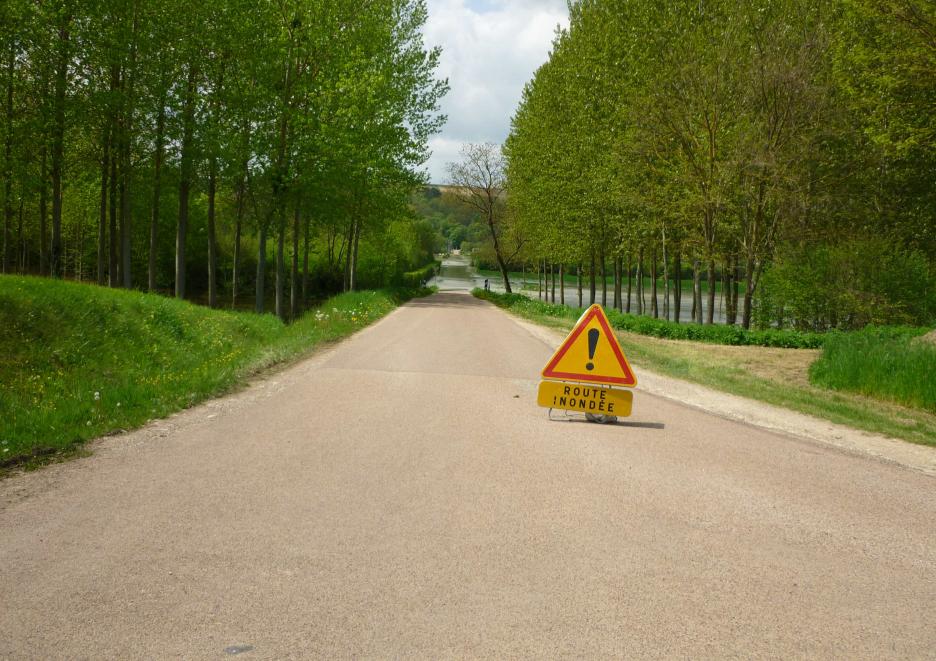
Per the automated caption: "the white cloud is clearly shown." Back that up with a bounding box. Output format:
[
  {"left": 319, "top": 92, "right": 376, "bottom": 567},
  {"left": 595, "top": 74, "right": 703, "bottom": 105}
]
[{"left": 420, "top": 0, "right": 568, "bottom": 184}]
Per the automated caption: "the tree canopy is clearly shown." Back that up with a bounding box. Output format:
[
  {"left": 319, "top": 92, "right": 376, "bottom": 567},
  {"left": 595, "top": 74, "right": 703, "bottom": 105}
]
[
  {"left": 0, "top": 0, "right": 448, "bottom": 319},
  {"left": 504, "top": 0, "right": 936, "bottom": 330}
]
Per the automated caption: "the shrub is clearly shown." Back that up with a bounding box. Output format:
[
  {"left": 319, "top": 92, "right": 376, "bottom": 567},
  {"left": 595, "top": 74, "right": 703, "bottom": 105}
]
[{"left": 755, "top": 239, "right": 936, "bottom": 331}]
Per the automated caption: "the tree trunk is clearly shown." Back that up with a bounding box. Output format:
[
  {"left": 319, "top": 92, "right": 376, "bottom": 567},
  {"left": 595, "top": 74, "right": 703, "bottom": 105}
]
[
  {"left": 626, "top": 254, "right": 632, "bottom": 314},
  {"left": 302, "top": 211, "right": 309, "bottom": 309},
  {"left": 673, "top": 250, "right": 682, "bottom": 324},
  {"left": 742, "top": 256, "right": 756, "bottom": 329},
  {"left": 724, "top": 257, "right": 735, "bottom": 325},
  {"left": 636, "top": 248, "right": 644, "bottom": 315},
  {"left": 232, "top": 199, "right": 242, "bottom": 308},
  {"left": 39, "top": 147, "right": 48, "bottom": 275},
  {"left": 589, "top": 247, "right": 596, "bottom": 305},
  {"left": 549, "top": 262, "right": 555, "bottom": 302},
  {"left": 232, "top": 121, "right": 249, "bottom": 308},
  {"left": 16, "top": 196, "right": 24, "bottom": 272},
  {"left": 693, "top": 259, "right": 703, "bottom": 324},
  {"left": 149, "top": 92, "right": 165, "bottom": 292},
  {"left": 2, "top": 40, "right": 15, "bottom": 274},
  {"left": 348, "top": 216, "right": 361, "bottom": 294},
  {"left": 537, "top": 260, "right": 542, "bottom": 299},
  {"left": 662, "top": 229, "right": 670, "bottom": 321},
  {"left": 600, "top": 248, "right": 607, "bottom": 307},
  {"left": 577, "top": 262, "right": 583, "bottom": 307},
  {"left": 706, "top": 259, "right": 716, "bottom": 324},
  {"left": 207, "top": 162, "right": 218, "bottom": 308},
  {"left": 255, "top": 224, "right": 267, "bottom": 313},
  {"left": 290, "top": 204, "right": 300, "bottom": 320},
  {"left": 275, "top": 213, "right": 286, "bottom": 319},
  {"left": 487, "top": 210, "right": 511, "bottom": 293},
  {"left": 175, "top": 63, "right": 197, "bottom": 300},
  {"left": 108, "top": 129, "right": 118, "bottom": 287},
  {"left": 118, "top": 126, "right": 131, "bottom": 288},
  {"left": 343, "top": 221, "right": 353, "bottom": 292},
  {"left": 49, "top": 20, "right": 69, "bottom": 279},
  {"left": 559, "top": 263, "right": 565, "bottom": 307},
  {"left": 651, "top": 249, "right": 658, "bottom": 318},
  {"left": 613, "top": 256, "right": 622, "bottom": 311},
  {"left": 120, "top": 5, "right": 139, "bottom": 288},
  {"left": 97, "top": 132, "right": 108, "bottom": 285},
  {"left": 732, "top": 257, "right": 741, "bottom": 326}
]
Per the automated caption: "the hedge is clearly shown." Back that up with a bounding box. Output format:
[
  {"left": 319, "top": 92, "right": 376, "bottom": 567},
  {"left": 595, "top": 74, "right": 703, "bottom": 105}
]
[{"left": 472, "top": 289, "right": 894, "bottom": 350}]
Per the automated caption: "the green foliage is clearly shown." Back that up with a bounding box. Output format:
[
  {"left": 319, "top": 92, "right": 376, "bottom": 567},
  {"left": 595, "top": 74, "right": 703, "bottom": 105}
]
[
  {"left": 474, "top": 289, "right": 827, "bottom": 349},
  {"left": 0, "top": 276, "right": 427, "bottom": 464},
  {"left": 504, "top": 0, "right": 936, "bottom": 331},
  {"left": 399, "top": 261, "right": 439, "bottom": 288},
  {"left": 810, "top": 327, "right": 936, "bottom": 412},
  {"left": 410, "top": 186, "right": 481, "bottom": 250},
  {"left": 755, "top": 239, "right": 936, "bottom": 330},
  {"left": 0, "top": 0, "right": 447, "bottom": 314}
]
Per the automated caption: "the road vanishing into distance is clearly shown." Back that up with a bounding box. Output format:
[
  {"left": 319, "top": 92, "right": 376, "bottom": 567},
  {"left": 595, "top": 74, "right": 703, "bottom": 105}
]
[{"left": 2, "top": 291, "right": 935, "bottom": 658}]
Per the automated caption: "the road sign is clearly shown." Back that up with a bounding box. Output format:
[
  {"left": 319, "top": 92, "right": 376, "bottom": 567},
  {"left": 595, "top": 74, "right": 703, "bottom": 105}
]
[
  {"left": 537, "top": 381, "right": 633, "bottom": 417},
  {"left": 541, "top": 304, "right": 637, "bottom": 387}
]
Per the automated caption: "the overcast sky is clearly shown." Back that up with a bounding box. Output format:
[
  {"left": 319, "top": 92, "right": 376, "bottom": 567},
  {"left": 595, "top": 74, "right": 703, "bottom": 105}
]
[{"left": 421, "top": 0, "right": 569, "bottom": 184}]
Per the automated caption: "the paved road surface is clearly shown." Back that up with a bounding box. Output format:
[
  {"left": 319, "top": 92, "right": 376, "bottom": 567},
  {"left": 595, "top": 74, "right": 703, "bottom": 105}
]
[{"left": 1, "top": 293, "right": 934, "bottom": 659}]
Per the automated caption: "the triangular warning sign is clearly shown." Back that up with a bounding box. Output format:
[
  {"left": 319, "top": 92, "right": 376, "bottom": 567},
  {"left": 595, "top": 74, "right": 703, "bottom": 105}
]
[{"left": 541, "top": 304, "right": 637, "bottom": 387}]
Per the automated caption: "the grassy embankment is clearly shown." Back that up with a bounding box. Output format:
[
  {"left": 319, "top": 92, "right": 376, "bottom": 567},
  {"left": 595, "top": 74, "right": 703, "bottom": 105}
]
[
  {"left": 0, "top": 276, "right": 430, "bottom": 468},
  {"left": 474, "top": 289, "right": 936, "bottom": 446}
]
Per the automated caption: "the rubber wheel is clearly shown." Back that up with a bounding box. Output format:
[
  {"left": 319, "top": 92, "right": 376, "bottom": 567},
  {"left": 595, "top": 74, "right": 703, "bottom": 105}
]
[{"left": 585, "top": 413, "right": 618, "bottom": 424}]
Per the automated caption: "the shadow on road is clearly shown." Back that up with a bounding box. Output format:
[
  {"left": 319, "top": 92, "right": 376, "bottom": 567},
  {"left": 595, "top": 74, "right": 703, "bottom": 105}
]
[
  {"left": 548, "top": 414, "right": 665, "bottom": 430},
  {"left": 614, "top": 421, "right": 666, "bottom": 429},
  {"left": 407, "top": 292, "right": 486, "bottom": 309}
]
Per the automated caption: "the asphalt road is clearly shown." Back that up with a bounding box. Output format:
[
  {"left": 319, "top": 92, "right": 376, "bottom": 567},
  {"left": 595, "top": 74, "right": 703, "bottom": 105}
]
[{"left": 1, "top": 293, "right": 934, "bottom": 659}]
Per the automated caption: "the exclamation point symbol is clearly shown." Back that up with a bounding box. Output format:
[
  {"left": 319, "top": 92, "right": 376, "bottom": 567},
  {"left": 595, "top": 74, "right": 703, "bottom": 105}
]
[{"left": 586, "top": 328, "right": 599, "bottom": 371}]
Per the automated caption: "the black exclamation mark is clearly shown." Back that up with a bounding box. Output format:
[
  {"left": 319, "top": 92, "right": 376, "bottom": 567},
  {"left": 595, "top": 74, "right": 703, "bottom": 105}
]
[{"left": 586, "top": 328, "right": 599, "bottom": 371}]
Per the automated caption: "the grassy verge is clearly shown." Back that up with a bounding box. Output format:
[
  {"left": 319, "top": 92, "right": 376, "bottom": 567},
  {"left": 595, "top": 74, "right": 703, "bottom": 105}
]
[
  {"left": 0, "top": 276, "right": 431, "bottom": 468},
  {"left": 474, "top": 289, "right": 936, "bottom": 446}
]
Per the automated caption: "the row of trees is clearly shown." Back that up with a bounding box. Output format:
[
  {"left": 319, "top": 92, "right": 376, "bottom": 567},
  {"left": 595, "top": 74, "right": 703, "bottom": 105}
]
[
  {"left": 502, "top": 0, "right": 936, "bottom": 330},
  {"left": 0, "top": 0, "right": 447, "bottom": 318}
]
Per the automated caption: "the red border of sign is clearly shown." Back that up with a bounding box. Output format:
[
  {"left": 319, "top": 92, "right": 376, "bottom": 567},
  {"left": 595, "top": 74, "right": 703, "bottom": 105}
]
[{"left": 541, "top": 305, "right": 637, "bottom": 386}]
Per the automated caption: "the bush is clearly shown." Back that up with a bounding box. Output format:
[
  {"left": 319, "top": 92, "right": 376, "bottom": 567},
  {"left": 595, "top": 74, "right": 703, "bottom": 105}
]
[
  {"left": 755, "top": 239, "right": 936, "bottom": 331},
  {"left": 399, "top": 261, "right": 440, "bottom": 288}
]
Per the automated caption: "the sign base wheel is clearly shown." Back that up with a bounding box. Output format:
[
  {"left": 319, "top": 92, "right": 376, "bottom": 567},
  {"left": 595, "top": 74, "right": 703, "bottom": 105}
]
[{"left": 585, "top": 413, "right": 618, "bottom": 424}]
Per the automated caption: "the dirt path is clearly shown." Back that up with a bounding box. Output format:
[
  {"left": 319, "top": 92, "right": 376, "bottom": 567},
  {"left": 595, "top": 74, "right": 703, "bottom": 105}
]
[{"left": 2, "top": 292, "right": 934, "bottom": 659}]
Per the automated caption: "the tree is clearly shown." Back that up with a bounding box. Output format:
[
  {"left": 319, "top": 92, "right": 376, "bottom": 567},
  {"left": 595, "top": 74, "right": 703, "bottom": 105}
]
[{"left": 446, "top": 143, "right": 520, "bottom": 292}]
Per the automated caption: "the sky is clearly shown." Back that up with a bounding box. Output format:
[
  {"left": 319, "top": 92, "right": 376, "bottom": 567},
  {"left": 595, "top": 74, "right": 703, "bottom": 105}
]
[{"left": 421, "top": 0, "right": 569, "bottom": 184}]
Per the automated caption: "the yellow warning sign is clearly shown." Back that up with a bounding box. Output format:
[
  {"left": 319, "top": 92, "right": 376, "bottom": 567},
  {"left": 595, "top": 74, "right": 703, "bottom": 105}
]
[
  {"left": 541, "top": 304, "right": 637, "bottom": 387},
  {"left": 537, "top": 381, "right": 633, "bottom": 417}
]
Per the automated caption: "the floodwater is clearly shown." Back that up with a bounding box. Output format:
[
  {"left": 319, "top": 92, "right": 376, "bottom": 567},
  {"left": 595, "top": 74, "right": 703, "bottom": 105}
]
[{"left": 430, "top": 254, "right": 742, "bottom": 324}]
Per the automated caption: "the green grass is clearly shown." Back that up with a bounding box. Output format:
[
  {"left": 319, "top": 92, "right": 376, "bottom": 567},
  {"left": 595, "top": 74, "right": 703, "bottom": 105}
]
[
  {"left": 473, "top": 288, "right": 936, "bottom": 446},
  {"left": 810, "top": 329, "right": 936, "bottom": 412},
  {"left": 0, "top": 276, "right": 430, "bottom": 466}
]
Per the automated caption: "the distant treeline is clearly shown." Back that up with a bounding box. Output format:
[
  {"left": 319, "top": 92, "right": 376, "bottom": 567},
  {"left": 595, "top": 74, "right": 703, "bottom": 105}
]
[
  {"left": 0, "top": 0, "right": 446, "bottom": 318},
  {"left": 505, "top": 0, "right": 936, "bottom": 331}
]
